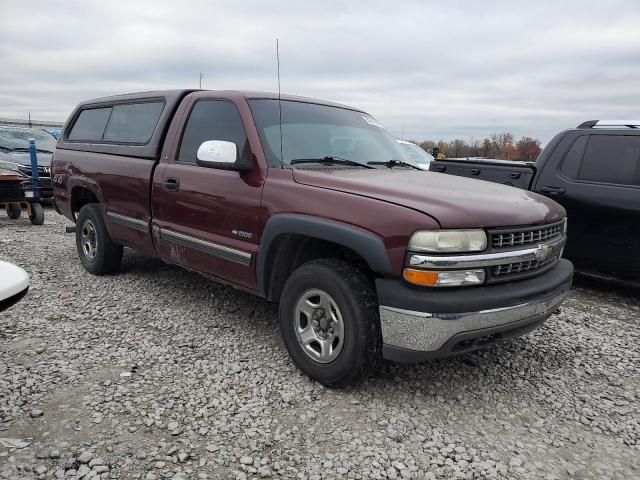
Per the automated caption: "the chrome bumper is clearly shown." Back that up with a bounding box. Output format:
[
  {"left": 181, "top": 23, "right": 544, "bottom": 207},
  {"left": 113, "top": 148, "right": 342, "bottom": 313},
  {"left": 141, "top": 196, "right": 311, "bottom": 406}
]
[{"left": 380, "top": 287, "right": 569, "bottom": 354}]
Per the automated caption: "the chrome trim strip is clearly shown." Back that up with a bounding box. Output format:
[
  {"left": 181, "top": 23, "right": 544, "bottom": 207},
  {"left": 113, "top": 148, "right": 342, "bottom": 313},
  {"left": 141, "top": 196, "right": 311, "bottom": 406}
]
[
  {"left": 409, "top": 236, "right": 566, "bottom": 269},
  {"left": 106, "top": 211, "right": 149, "bottom": 232},
  {"left": 160, "top": 228, "right": 251, "bottom": 266},
  {"left": 379, "top": 287, "right": 569, "bottom": 352}
]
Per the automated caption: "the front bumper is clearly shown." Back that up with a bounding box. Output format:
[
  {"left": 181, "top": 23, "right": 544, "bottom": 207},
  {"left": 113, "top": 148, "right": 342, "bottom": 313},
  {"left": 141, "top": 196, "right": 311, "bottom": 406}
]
[
  {"left": 22, "top": 176, "right": 53, "bottom": 200},
  {"left": 377, "top": 259, "right": 573, "bottom": 362}
]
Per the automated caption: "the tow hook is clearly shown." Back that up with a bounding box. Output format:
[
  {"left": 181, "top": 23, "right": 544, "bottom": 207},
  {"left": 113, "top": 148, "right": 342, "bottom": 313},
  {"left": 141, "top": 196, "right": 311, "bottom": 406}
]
[{"left": 553, "top": 308, "right": 561, "bottom": 315}]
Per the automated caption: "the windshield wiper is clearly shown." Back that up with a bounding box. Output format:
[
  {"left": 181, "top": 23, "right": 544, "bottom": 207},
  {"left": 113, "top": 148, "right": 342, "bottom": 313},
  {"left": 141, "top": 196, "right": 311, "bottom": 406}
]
[
  {"left": 367, "top": 159, "right": 422, "bottom": 170},
  {"left": 290, "top": 156, "right": 374, "bottom": 169},
  {"left": 10, "top": 147, "right": 54, "bottom": 154}
]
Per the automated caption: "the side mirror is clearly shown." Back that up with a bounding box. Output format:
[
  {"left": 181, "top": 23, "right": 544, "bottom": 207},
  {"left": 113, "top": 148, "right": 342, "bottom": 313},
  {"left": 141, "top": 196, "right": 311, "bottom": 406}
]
[{"left": 196, "top": 140, "right": 251, "bottom": 171}]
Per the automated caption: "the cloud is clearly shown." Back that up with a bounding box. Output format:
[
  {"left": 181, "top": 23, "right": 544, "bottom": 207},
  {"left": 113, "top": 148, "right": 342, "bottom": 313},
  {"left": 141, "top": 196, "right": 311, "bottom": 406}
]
[{"left": 1, "top": 0, "right": 639, "bottom": 143}]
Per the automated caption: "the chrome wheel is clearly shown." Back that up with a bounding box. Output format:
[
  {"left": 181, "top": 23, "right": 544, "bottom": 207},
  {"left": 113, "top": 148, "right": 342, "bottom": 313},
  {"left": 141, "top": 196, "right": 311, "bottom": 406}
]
[
  {"left": 81, "top": 219, "right": 98, "bottom": 260},
  {"left": 294, "top": 289, "right": 344, "bottom": 363}
]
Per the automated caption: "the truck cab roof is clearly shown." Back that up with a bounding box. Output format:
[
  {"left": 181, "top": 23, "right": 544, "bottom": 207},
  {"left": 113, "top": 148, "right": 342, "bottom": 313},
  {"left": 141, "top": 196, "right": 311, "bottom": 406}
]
[
  {"left": 76, "top": 89, "right": 361, "bottom": 112},
  {"left": 57, "top": 90, "right": 366, "bottom": 160}
]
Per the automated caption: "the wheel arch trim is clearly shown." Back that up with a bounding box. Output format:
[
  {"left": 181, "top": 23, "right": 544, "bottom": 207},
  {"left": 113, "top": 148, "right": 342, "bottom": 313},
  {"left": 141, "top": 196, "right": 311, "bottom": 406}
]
[
  {"left": 257, "top": 214, "right": 392, "bottom": 297},
  {"left": 68, "top": 178, "right": 104, "bottom": 217}
]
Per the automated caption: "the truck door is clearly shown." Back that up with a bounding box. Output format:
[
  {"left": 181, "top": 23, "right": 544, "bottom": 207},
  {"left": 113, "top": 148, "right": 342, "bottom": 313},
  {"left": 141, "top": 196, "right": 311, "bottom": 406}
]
[
  {"left": 535, "top": 133, "right": 640, "bottom": 278},
  {"left": 151, "top": 95, "right": 266, "bottom": 291}
]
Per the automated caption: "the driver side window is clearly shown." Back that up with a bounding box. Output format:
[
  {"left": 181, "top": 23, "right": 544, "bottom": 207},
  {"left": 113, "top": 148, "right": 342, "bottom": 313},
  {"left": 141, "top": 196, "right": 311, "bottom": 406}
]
[{"left": 178, "top": 100, "right": 251, "bottom": 164}]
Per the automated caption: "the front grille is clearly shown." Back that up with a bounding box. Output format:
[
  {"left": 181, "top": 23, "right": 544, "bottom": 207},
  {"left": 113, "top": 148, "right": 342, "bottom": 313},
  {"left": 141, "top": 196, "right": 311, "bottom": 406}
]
[
  {"left": 17, "top": 165, "right": 51, "bottom": 177},
  {"left": 491, "top": 220, "right": 564, "bottom": 249},
  {"left": 491, "top": 255, "right": 557, "bottom": 277}
]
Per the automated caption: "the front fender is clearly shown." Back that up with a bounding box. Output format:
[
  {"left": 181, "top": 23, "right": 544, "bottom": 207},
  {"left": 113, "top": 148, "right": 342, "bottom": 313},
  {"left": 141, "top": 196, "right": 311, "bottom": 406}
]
[{"left": 257, "top": 214, "right": 393, "bottom": 297}]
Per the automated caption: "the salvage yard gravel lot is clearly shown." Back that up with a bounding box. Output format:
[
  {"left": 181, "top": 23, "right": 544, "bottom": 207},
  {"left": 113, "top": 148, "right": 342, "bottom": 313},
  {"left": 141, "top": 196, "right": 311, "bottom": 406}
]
[{"left": 0, "top": 210, "right": 638, "bottom": 480}]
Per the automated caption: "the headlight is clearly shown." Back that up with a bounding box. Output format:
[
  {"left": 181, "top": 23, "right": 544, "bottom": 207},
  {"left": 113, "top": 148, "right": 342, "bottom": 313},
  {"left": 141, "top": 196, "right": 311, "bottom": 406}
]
[
  {"left": 0, "top": 160, "right": 22, "bottom": 172},
  {"left": 409, "top": 229, "right": 487, "bottom": 253}
]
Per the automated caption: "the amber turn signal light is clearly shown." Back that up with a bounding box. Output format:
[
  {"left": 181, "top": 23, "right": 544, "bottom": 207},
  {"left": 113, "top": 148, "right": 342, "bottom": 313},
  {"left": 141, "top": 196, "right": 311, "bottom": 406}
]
[
  {"left": 403, "top": 268, "right": 486, "bottom": 287},
  {"left": 403, "top": 268, "right": 439, "bottom": 287}
]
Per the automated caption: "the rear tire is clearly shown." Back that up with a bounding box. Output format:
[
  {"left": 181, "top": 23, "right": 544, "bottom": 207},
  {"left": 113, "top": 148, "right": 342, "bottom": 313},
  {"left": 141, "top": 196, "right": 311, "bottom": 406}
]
[
  {"left": 6, "top": 202, "right": 21, "bottom": 219},
  {"left": 75, "top": 204, "right": 122, "bottom": 275},
  {"left": 29, "top": 203, "right": 45, "bottom": 225},
  {"left": 279, "top": 258, "right": 382, "bottom": 388}
]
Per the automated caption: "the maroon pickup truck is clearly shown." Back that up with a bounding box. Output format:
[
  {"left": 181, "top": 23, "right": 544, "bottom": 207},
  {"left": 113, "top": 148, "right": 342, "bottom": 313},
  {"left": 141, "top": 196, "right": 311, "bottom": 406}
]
[{"left": 52, "top": 90, "right": 573, "bottom": 387}]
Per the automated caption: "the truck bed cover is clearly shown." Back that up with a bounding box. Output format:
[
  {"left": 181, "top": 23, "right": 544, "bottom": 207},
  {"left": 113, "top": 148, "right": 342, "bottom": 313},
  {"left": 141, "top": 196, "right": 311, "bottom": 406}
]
[{"left": 56, "top": 89, "right": 196, "bottom": 159}]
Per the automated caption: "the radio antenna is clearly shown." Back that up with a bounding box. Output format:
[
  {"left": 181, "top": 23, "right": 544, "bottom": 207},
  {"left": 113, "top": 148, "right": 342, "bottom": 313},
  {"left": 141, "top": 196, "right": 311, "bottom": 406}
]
[{"left": 276, "top": 38, "right": 284, "bottom": 166}]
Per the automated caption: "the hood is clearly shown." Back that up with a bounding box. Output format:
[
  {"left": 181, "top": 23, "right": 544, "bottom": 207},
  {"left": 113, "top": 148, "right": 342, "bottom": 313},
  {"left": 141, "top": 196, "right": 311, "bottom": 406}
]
[
  {"left": 292, "top": 168, "right": 565, "bottom": 229},
  {"left": 0, "top": 167, "right": 23, "bottom": 177},
  {"left": 0, "top": 150, "right": 52, "bottom": 168}
]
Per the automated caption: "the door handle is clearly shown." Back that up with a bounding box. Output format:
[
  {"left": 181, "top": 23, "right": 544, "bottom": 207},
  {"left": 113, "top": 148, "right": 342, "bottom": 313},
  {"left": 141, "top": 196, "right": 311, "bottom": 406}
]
[
  {"left": 539, "top": 186, "right": 565, "bottom": 195},
  {"left": 509, "top": 172, "right": 521, "bottom": 179},
  {"left": 163, "top": 177, "right": 180, "bottom": 192},
  {"left": 470, "top": 169, "right": 481, "bottom": 175}
]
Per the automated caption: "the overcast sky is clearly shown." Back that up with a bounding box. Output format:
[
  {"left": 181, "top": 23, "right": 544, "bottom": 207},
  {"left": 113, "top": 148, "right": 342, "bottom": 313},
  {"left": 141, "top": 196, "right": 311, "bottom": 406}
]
[{"left": 1, "top": 0, "right": 639, "bottom": 143}]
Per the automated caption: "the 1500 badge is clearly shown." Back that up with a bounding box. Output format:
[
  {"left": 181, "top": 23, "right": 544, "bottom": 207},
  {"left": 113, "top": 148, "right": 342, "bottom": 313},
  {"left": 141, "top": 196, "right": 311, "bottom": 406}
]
[{"left": 232, "top": 229, "right": 252, "bottom": 239}]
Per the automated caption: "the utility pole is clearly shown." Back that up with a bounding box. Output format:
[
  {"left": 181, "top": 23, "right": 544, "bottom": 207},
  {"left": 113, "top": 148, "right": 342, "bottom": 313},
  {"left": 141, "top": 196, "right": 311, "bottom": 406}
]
[
  {"left": 28, "top": 112, "right": 32, "bottom": 128},
  {"left": 199, "top": 72, "right": 204, "bottom": 89}
]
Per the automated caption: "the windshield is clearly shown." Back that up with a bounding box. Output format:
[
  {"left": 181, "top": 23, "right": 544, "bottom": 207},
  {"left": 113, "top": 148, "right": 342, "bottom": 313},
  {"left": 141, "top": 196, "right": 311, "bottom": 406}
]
[
  {"left": 249, "top": 99, "right": 412, "bottom": 168},
  {"left": 0, "top": 128, "right": 57, "bottom": 152},
  {"left": 398, "top": 142, "right": 434, "bottom": 169}
]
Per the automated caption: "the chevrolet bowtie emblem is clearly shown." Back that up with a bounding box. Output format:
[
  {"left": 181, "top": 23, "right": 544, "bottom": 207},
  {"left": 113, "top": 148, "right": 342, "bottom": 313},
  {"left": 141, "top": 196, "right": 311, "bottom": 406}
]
[{"left": 534, "top": 244, "right": 552, "bottom": 262}]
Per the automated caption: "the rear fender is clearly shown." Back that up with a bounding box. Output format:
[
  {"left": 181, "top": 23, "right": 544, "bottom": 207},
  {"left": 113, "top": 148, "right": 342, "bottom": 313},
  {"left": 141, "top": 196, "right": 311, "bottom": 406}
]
[{"left": 68, "top": 177, "right": 105, "bottom": 220}]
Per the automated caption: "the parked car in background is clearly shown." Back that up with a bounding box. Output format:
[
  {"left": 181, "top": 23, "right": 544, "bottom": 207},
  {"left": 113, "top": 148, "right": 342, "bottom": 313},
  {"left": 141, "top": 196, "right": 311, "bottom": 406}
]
[
  {"left": 396, "top": 139, "right": 434, "bottom": 170},
  {"left": 1, "top": 166, "right": 26, "bottom": 218},
  {"left": 429, "top": 120, "right": 640, "bottom": 280},
  {"left": 0, "top": 125, "right": 54, "bottom": 200},
  {"left": 0, "top": 165, "right": 45, "bottom": 224},
  {"left": 53, "top": 89, "right": 573, "bottom": 387},
  {"left": 49, "top": 129, "right": 62, "bottom": 139},
  {"left": 0, "top": 261, "right": 29, "bottom": 312}
]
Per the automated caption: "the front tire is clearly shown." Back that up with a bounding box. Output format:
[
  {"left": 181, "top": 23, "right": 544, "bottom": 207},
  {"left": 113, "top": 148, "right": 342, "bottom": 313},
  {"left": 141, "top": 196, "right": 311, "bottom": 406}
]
[
  {"left": 75, "top": 204, "right": 123, "bottom": 275},
  {"left": 279, "top": 259, "right": 382, "bottom": 388}
]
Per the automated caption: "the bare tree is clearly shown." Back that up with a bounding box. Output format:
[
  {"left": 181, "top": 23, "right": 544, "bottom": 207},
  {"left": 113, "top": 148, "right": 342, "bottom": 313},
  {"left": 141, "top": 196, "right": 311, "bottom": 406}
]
[
  {"left": 516, "top": 137, "right": 542, "bottom": 161},
  {"left": 489, "top": 132, "right": 515, "bottom": 159},
  {"left": 413, "top": 133, "right": 542, "bottom": 161},
  {"left": 481, "top": 138, "right": 492, "bottom": 157},
  {"left": 468, "top": 138, "right": 481, "bottom": 157}
]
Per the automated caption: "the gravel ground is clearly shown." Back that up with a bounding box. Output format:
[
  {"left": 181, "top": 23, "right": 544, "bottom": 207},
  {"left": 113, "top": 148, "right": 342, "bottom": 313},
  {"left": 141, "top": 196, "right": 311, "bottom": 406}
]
[{"left": 0, "top": 210, "right": 638, "bottom": 480}]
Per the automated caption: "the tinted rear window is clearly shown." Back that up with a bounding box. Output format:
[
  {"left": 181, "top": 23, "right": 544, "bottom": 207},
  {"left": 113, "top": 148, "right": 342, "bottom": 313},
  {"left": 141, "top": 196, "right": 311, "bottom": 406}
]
[
  {"left": 580, "top": 135, "right": 640, "bottom": 186},
  {"left": 67, "top": 108, "right": 111, "bottom": 141},
  {"left": 560, "top": 135, "right": 587, "bottom": 179},
  {"left": 103, "top": 102, "right": 164, "bottom": 143},
  {"left": 67, "top": 101, "right": 164, "bottom": 143}
]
